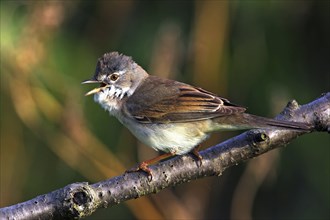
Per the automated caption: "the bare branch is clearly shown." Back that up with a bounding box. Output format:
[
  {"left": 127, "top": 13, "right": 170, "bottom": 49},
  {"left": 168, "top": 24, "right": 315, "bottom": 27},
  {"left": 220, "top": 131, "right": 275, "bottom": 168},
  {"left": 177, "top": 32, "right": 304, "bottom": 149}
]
[{"left": 1, "top": 93, "right": 329, "bottom": 220}]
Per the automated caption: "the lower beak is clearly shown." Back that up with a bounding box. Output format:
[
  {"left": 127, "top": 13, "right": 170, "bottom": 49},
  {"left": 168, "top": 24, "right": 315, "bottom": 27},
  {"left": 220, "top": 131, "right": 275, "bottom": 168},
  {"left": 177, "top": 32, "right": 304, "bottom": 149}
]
[
  {"left": 84, "top": 87, "right": 104, "bottom": 96},
  {"left": 82, "top": 79, "right": 106, "bottom": 96}
]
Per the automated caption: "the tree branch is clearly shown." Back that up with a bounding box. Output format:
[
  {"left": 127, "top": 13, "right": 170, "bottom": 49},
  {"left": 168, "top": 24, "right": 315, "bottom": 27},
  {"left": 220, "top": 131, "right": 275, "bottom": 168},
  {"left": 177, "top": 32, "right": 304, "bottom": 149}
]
[{"left": 1, "top": 93, "right": 329, "bottom": 220}]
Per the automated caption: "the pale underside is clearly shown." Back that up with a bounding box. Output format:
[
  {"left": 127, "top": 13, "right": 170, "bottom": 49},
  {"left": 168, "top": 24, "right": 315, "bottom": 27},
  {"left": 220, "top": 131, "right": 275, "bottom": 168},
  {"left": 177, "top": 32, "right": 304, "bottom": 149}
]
[{"left": 93, "top": 76, "right": 247, "bottom": 154}]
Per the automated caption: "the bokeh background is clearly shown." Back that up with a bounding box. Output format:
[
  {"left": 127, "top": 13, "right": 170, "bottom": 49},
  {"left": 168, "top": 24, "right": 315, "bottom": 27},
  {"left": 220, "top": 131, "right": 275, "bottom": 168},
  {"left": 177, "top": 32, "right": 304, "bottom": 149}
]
[{"left": 1, "top": 1, "right": 329, "bottom": 219}]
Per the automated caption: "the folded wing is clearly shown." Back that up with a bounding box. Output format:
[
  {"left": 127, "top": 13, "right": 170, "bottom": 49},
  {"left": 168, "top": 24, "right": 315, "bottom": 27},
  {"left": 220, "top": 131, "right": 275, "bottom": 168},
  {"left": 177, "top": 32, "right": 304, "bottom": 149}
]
[{"left": 125, "top": 76, "right": 246, "bottom": 123}]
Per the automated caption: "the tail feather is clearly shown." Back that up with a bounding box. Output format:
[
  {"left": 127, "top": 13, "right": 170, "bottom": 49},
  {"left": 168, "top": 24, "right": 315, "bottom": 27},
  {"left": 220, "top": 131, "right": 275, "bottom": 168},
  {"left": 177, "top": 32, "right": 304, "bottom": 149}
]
[
  {"left": 242, "top": 113, "right": 312, "bottom": 130},
  {"left": 212, "top": 113, "right": 312, "bottom": 131}
]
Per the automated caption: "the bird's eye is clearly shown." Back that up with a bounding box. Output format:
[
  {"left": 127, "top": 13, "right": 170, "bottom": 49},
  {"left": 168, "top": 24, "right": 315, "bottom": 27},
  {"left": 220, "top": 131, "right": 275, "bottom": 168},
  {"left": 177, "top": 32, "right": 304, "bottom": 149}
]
[{"left": 109, "top": 74, "right": 119, "bottom": 81}]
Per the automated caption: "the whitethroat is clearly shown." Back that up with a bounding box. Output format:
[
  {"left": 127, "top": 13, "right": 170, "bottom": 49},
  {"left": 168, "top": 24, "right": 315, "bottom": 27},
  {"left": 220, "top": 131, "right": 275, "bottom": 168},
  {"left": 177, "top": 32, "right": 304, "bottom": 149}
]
[{"left": 83, "top": 52, "right": 311, "bottom": 178}]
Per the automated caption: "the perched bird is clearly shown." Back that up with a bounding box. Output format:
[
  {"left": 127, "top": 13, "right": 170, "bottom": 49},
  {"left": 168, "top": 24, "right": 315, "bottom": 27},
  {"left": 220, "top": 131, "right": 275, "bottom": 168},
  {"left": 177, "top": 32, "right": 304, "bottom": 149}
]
[{"left": 83, "top": 52, "right": 311, "bottom": 178}]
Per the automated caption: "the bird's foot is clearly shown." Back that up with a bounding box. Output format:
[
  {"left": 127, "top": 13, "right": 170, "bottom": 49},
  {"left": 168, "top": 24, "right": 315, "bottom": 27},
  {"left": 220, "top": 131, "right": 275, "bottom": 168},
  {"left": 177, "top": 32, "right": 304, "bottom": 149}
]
[
  {"left": 190, "top": 145, "right": 203, "bottom": 167},
  {"left": 126, "top": 162, "right": 153, "bottom": 181},
  {"left": 125, "top": 152, "right": 175, "bottom": 181}
]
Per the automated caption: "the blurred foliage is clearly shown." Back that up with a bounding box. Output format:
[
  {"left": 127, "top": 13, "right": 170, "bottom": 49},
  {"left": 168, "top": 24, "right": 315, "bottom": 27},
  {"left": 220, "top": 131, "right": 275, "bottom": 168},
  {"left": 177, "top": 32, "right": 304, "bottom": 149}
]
[{"left": 1, "top": 1, "right": 329, "bottom": 220}]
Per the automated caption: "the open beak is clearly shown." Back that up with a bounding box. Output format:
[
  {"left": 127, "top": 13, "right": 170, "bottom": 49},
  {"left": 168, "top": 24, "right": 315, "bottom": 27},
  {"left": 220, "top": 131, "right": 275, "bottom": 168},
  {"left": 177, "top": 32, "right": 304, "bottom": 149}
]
[{"left": 82, "top": 79, "right": 106, "bottom": 96}]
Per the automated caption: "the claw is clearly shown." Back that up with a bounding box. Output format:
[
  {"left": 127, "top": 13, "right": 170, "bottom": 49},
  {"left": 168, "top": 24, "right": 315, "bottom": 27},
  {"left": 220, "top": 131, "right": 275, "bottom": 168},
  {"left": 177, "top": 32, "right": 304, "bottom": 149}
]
[
  {"left": 126, "top": 162, "right": 153, "bottom": 181},
  {"left": 125, "top": 152, "right": 175, "bottom": 181}
]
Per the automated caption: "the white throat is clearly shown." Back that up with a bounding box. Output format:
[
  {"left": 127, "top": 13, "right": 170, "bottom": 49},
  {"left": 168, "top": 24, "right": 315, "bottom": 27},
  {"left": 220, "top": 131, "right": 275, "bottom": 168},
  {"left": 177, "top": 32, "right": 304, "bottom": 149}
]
[
  {"left": 93, "top": 85, "right": 133, "bottom": 116},
  {"left": 93, "top": 66, "right": 148, "bottom": 119}
]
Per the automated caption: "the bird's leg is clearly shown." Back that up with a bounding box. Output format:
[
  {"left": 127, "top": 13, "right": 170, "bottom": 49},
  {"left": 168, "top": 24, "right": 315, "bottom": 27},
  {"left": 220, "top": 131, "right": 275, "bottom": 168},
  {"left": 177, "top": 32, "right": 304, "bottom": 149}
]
[
  {"left": 126, "top": 152, "right": 175, "bottom": 180},
  {"left": 190, "top": 145, "right": 203, "bottom": 167}
]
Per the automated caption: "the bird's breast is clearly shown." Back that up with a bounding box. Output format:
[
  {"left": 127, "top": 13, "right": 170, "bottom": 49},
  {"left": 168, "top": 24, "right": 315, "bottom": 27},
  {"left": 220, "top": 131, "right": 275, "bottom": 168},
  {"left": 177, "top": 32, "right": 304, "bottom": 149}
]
[{"left": 120, "top": 117, "right": 212, "bottom": 155}]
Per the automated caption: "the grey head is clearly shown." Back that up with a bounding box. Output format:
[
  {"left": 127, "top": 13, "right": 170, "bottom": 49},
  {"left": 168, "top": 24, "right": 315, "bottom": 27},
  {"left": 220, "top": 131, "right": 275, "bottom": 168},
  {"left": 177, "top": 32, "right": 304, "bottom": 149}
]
[{"left": 83, "top": 52, "right": 149, "bottom": 98}]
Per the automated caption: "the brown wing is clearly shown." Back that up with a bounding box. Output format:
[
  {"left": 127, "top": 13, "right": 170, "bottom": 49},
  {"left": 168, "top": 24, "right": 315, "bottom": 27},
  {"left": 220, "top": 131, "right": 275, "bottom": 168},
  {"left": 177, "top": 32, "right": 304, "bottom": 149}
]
[{"left": 124, "top": 76, "right": 246, "bottom": 123}]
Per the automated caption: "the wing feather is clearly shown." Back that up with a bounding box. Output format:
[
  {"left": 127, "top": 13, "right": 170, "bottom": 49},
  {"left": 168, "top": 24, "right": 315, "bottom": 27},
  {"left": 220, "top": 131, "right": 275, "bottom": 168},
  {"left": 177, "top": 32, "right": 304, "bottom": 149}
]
[{"left": 124, "top": 76, "right": 246, "bottom": 123}]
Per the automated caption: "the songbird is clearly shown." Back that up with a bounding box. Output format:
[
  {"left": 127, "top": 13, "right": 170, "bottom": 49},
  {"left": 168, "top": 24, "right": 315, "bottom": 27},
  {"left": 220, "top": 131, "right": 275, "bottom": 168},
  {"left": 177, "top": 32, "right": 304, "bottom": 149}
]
[{"left": 83, "top": 52, "right": 311, "bottom": 178}]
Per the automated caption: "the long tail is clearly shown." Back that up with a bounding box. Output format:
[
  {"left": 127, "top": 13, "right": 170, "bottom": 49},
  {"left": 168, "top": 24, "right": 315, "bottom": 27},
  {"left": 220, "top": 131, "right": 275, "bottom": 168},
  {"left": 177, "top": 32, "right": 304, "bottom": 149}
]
[{"left": 212, "top": 113, "right": 312, "bottom": 131}]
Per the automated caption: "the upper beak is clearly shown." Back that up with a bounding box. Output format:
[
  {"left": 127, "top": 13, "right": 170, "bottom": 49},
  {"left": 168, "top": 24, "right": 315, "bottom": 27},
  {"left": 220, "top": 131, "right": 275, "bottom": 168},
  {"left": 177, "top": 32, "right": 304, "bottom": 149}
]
[
  {"left": 82, "top": 78, "right": 103, "bottom": 96},
  {"left": 81, "top": 79, "right": 99, "bottom": 84}
]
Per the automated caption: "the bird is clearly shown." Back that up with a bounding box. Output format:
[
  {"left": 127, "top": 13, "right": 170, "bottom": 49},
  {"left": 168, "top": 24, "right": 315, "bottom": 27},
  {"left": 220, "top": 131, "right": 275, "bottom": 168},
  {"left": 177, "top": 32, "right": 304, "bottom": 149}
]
[{"left": 82, "top": 52, "right": 311, "bottom": 178}]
